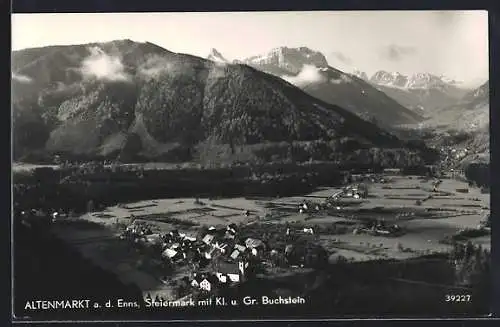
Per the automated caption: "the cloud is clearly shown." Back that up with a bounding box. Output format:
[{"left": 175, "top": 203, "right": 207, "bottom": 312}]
[
  {"left": 212, "top": 60, "right": 229, "bottom": 68},
  {"left": 12, "top": 73, "right": 33, "bottom": 84},
  {"left": 80, "top": 46, "right": 130, "bottom": 82},
  {"left": 330, "top": 52, "right": 352, "bottom": 65},
  {"left": 137, "top": 54, "right": 198, "bottom": 80},
  {"left": 330, "top": 74, "right": 353, "bottom": 84},
  {"left": 379, "top": 44, "right": 418, "bottom": 62},
  {"left": 138, "top": 55, "right": 174, "bottom": 78},
  {"left": 281, "top": 64, "right": 327, "bottom": 87}
]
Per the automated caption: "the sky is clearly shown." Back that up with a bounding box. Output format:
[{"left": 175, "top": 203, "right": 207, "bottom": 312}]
[{"left": 12, "top": 11, "right": 489, "bottom": 87}]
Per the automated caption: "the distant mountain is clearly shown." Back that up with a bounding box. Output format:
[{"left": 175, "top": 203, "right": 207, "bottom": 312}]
[
  {"left": 352, "top": 70, "right": 369, "bottom": 81},
  {"left": 240, "top": 47, "right": 330, "bottom": 75},
  {"left": 207, "top": 48, "right": 229, "bottom": 63},
  {"left": 12, "top": 40, "right": 414, "bottom": 163},
  {"left": 240, "top": 47, "right": 424, "bottom": 127},
  {"left": 462, "top": 80, "right": 489, "bottom": 105},
  {"left": 422, "top": 80, "right": 489, "bottom": 132},
  {"left": 370, "top": 71, "right": 409, "bottom": 88},
  {"left": 368, "top": 70, "right": 471, "bottom": 114},
  {"left": 450, "top": 81, "right": 490, "bottom": 164},
  {"left": 370, "top": 71, "right": 463, "bottom": 90}
]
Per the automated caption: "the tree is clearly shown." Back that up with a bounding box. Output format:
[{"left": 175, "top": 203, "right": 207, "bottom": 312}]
[
  {"left": 452, "top": 242, "right": 490, "bottom": 287},
  {"left": 464, "top": 241, "right": 475, "bottom": 260},
  {"left": 86, "top": 200, "right": 94, "bottom": 213}
]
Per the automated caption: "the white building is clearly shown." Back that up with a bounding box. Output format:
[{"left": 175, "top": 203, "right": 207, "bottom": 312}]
[
  {"left": 200, "top": 279, "right": 211, "bottom": 292},
  {"left": 215, "top": 272, "right": 227, "bottom": 283},
  {"left": 202, "top": 234, "right": 215, "bottom": 245}
]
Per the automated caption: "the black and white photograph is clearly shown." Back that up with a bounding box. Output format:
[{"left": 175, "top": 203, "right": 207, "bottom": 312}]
[{"left": 11, "top": 10, "right": 491, "bottom": 320}]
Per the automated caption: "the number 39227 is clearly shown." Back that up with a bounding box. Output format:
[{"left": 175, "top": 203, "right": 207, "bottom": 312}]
[{"left": 445, "top": 294, "right": 471, "bottom": 302}]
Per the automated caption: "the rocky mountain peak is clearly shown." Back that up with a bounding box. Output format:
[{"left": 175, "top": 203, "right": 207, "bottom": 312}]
[
  {"left": 207, "top": 48, "right": 228, "bottom": 63},
  {"left": 370, "top": 71, "right": 463, "bottom": 90},
  {"left": 243, "top": 46, "right": 329, "bottom": 75}
]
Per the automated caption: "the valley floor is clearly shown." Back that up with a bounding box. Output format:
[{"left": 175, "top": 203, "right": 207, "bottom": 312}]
[{"left": 49, "top": 174, "right": 490, "bottom": 304}]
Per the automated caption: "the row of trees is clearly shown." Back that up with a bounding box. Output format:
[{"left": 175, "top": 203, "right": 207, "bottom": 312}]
[
  {"left": 196, "top": 139, "right": 433, "bottom": 169},
  {"left": 449, "top": 241, "right": 490, "bottom": 287},
  {"left": 464, "top": 162, "right": 490, "bottom": 188}
]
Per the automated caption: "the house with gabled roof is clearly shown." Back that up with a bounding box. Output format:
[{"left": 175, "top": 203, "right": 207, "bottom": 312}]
[
  {"left": 183, "top": 235, "right": 197, "bottom": 242},
  {"left": 289, "top": 227, "right": 314, "bottom": 236},
  {"left": 214, "top": 241, "right": 229, "bottom": 254},
  {"left": 200, "top": 278, "right": 211, "bottom": 291},
  {"left": 213, "top": 260, "right": 248, "bottom": 284},
  {"left": 169, "top": 229, "right": 181, "bottom": 238},
  {"left": 215, "top": 272, "right": 228, "bottom": 283},
  {"left": 224, "top": 230, "right": 236, "bottom": 240},
  {"left": 191, "top": 274, "right": 203, "bottom": 288},
  {"left": 226, "top": 223, "right": 238, "bottom": 235},
  {"left": 199, "top": 274, "right": 219, "bottom": 292},
  {"left": 229, "top": 249, "right": 241, "bottom": 261},
  {"left": 302, "top": 228, "right": 314, "bottom": 234},
  {"left": 162, "top": 248, "right": 178, "bottom": 259},
  {"left": 202, "top": 234, "right": 215, "bottom": 245},
  {"left": 245, "top": 238, "right": 265, "bottom": 255},
  {"left": 234, "top": 244, "right": 246, "bottom": 252},
  {"left": 146, "top": 233, "right": 162, "bottom": 244},
  {"left": 205, "top": 246, "right": 224, "bottom": 260},
  {"left": 191, "top": 279, "right": 199, "bottom": 288}
]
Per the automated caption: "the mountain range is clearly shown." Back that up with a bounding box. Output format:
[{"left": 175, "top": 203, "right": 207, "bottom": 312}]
[
  {"left": 12, "top": 40, "right": 413, "bottom": 163},
  {"left": 236, "top": 46, "right": 424, "bottom": 127},
  {"left": 353, "top": 70, "right": 472, "bottom": 114}
]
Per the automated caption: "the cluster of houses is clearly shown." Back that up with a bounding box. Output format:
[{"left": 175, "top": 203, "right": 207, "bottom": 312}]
[
  {"left": 450, "top": 148, "right": 470, "bottom": 160},
  {"left": 438, "top": 146, "right": 473, "bottom": 172},
  {"left": 343, "top": 183, "right": 368, "bottom": 199},
  {"left": 188, "top": 224, "right": 323, "bottom": 292},
  {"left": 298, "top": 183, "right": 369, "bottom": 214},
  {"left": 18, "top": 208, "right": 72, "bottom": 228},
  {"left": 298, "top": 201, "right": 322, "bottom": 214},
  {"left": 120, "top": 221, "right": 268, "bottom": 294},
  {"left": 326, "top": 183, "right": 369, "bottom": 204},
  {"left": 190, "top": 260, "right": 248, "bottom": 292},
  {"left": 353, "top": 220, "right": 403, "bottom": 237},
  {"left": 121, "top": 221, "right": 155, "bottom": 241},
  {"left": 186, "top": 225, "right": 266, "bottom": 293}
]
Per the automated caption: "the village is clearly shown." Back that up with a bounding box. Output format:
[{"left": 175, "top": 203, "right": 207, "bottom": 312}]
[
  {"left": 120, "top": 220, "right": 259, "bottom": 298},
  {"left": 113, "top": 205, "right": 334, "bottom": 302}
]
